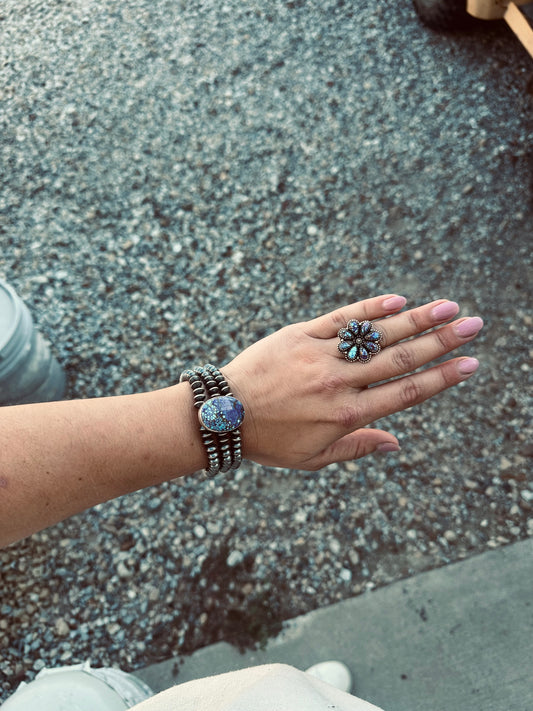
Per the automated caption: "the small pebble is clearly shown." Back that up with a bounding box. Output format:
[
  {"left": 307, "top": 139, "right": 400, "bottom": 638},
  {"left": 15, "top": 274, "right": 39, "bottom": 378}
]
[
  {"left": 194, "top": 525, "right": 207, "bottom": 539},
  {"left": 226, "top": 551, "right": 244, "bottom": 568}
]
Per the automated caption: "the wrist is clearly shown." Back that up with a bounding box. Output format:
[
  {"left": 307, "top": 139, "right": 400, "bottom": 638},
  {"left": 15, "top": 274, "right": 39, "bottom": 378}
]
[
  {"left": 160, "top": 383, "right": 209, "bottom": 477},
  {"left": 219, "top": 364, "right": 258, "bottom": 462}
]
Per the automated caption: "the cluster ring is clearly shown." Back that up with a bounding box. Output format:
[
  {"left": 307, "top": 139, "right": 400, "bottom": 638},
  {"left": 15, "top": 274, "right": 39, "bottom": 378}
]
[{"left": 337, "top": 319, "right": 383, "bottom": 363}]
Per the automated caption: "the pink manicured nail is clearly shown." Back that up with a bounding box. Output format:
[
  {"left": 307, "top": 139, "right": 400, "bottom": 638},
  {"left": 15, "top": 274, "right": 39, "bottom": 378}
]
[
  {"left": 382, "top": 295, "right": 407, "bottom": 311},
  {"left": 431, "top": 301, "right": 459, "bottom": 321},
  {"left": 455, "top": 317, "right": 484, "bottom": 338},
  {"left": 376, "top": 442, "right": 401, "bottom": 453},
  {"left": 458, "top": 357, "right": 479, "bottom": 375}
]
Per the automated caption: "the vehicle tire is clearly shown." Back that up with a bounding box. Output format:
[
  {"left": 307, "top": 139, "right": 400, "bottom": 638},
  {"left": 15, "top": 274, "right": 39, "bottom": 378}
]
[{"left": 412, "top": 0, "right": 475, "bottom": 31}]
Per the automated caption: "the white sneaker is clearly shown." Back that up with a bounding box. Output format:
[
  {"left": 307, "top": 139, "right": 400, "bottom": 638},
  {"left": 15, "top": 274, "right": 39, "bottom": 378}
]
[{"left": 304, "top": 660, "right": 353, "bottom": 693}]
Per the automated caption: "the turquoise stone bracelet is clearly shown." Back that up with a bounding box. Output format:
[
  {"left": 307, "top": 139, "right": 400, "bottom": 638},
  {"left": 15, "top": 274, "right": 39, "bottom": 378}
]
[{"left": 180, "top": 365, "right": 245, "bottom": 477}]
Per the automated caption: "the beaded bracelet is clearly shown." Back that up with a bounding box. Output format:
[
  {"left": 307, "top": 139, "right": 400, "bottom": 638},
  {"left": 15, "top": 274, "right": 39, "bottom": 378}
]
[{"left": 180, "top": 364, "right": 245, "bottom": 477}]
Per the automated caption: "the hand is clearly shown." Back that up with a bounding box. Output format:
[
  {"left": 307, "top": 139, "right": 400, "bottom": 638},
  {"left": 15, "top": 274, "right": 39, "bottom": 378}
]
[{"left": 221, "top": 294, "right": 483, "bottom": 470}]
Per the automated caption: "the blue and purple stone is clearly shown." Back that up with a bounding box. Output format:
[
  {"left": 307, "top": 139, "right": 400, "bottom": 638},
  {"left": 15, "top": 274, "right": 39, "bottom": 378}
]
[{"left": 199, "top": 396, "right": 245, "bottom": 433}]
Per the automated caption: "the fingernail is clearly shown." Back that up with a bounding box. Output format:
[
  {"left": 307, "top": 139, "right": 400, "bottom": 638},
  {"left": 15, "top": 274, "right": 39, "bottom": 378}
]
[
  {"left": 431, "top": 301, "right": 459, "bottom": 321},
  {"left": 458, "top": 357, "right": 479, "bottom": 375},
  {"left": 382, "top": 295, "right": 407, "bottom": 311},
  {"left": 455, "top": 317, "right": 484, "bottom": 338},
  {"left": 376, "top": 442, "right": 401, "bottom": 453}
]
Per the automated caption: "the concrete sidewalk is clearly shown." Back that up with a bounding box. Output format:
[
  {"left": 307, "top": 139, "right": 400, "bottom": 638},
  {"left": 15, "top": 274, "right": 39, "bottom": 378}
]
[{"left": 136, "top": 539, "right": 533, "bottom": 711}]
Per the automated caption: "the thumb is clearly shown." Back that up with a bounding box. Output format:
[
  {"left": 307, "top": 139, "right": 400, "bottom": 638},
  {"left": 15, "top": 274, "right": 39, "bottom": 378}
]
[{"left": 304, "top": 429, "right": 400, "bottom": 470}]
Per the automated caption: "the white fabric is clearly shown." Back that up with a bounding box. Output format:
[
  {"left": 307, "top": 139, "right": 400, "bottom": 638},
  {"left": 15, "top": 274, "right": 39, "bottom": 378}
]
[{"left": 130, "top": 663, "right": 384, "bottom": 711}]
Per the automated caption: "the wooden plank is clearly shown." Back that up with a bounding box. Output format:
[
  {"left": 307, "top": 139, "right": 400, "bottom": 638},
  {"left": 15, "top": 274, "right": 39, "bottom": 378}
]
[
  {"left": 468, "top": 0, "right": 506, "bottom": 20},
  {"left": 505, "top": 2, "right": 533, "bottom": 58},
  {"left": 467, "top": 0, "right": 532, "bottom": 20}
]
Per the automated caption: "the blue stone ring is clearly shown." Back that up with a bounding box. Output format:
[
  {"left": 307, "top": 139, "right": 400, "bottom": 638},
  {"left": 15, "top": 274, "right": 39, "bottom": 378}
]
[{"left": 338, "top": 319, "right": 383, "bottom": 363}]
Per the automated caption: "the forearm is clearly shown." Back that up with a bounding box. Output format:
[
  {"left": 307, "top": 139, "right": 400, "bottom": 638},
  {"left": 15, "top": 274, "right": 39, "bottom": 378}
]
[{"left": 0, "top": 383, "right": 205, "bottom": 547}]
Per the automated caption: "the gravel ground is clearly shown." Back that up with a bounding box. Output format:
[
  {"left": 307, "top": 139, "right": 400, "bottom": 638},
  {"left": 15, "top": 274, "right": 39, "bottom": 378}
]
[{"left": 1, "top": 0, "right": 532, "bottom": 701}]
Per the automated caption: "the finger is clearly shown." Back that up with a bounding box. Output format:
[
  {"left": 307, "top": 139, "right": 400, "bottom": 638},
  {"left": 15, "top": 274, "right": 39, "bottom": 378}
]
[
  {"left": 357, "top": 317, "right": 483, "bottom": 385},
  {"left": 326, "top": 299, "right": 460, "bottom": 350},
  {"left": 328, "top": 299, "right": 465, "bottom": 369},
  {"left": 303, "top": 428, "right": 400, "bottom": 470},
  {"left": 374, "top": 299, "right": 460, "bottom": 348},
  {"left": 357, "top": 356, "right": 480, "bottom": 422},
  {"left": 304, "top": 294, "right": 407, "bottom": 339}
]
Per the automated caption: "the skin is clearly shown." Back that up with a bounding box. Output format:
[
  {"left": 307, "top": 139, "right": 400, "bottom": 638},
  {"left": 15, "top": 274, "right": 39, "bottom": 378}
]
[
  {"left": 222, "top": 294, "right": 482, "bottom": 469},
  {"left": 0, "top": 295, "right": 483, "bottom": 548}
]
